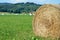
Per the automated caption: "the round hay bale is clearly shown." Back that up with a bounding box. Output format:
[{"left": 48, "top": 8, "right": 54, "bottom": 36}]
[{"left": 33, "top": 4, "right": 60, "bottom": 39}]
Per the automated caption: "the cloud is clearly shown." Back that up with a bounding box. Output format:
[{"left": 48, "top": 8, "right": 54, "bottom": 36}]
[
  {"left": 1, "top": 0, "right": 59, "bottom": 4},
  {"left": 12, "top": 0, "right": 46, "bottom": 3},
  {"left": 13, "top": 0, "right": 28, "bottom": 3},
  {"left": 38, "top": 0, "right": 46, "bottom": 2},
  {"left": 15, "top": 0, "right": 20, "bottom": 2}
]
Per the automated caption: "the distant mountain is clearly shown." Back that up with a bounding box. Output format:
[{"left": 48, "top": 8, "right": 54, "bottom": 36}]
[
  {"left": 0, "top": 3, "right": 12, "bottom": 5},
  {"left": 0, "top": 2, "right": 42, "bottom": 13}
]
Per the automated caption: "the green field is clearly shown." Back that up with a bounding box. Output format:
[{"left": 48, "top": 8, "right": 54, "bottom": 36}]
[
  {"left": 0, "top": 14, "right": 58, "bottom": 40},
  {"left": 0, "top": 15, "right": 35, "bottom": 40}
]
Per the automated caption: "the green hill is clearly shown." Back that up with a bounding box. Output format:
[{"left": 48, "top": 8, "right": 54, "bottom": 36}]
[{"left": 0, "top": 2, "right": 42, "bottom": 13}]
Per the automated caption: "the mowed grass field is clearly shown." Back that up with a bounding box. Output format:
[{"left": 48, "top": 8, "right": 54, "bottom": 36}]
[{"left": 0, "top": 14, "right": 35, "bottom": 40}]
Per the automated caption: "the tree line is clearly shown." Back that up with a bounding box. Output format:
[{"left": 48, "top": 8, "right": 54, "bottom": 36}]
[{"left": 0, "top": 2, "right": 42, "bottom": 13}]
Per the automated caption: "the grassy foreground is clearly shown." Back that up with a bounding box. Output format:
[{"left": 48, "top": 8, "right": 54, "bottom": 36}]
[
  {"left": 0, "top": 14, "right": 58, "bottom": 40},
  {"left": 0, "top": 15, "right": 35, "bottom": 40}
]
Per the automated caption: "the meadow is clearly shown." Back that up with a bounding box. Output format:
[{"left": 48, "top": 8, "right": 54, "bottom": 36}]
[
  {"left": 0, "top": 14, "right": 35, "bottom": 40},
  {"left": 0, "top": 13, "right": 55, "bottom": 40}
]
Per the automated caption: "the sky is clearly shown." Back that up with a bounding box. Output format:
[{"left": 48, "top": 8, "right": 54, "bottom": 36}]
[{"left": 0, "top": 0, "right": 60, "bottom": 4}]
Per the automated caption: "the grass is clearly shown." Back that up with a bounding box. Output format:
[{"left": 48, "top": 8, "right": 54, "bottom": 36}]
[
  {"left": 0, "top": 15, "right": 35, "bottom": 40},
  {"left": 0, "top": 14, "right": 59, "bottom": 40}
]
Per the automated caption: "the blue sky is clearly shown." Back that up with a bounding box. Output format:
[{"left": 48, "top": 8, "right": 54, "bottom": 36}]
[{"left": 0, "top": 0, "right": 60, "bottom": 4}]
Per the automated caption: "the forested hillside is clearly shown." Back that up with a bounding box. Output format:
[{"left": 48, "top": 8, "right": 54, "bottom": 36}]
[{"left": 0, "top": 2, "right": 42, "bottom": 13}]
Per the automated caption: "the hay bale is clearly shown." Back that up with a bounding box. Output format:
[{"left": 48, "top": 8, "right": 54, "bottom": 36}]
[{"left": 33, "top": 4, "right": 60, "bottom": 39}]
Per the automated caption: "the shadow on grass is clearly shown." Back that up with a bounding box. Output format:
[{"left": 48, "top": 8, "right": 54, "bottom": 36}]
[{"left": 31, "top": 36, "right": 60, "bottom": 40}]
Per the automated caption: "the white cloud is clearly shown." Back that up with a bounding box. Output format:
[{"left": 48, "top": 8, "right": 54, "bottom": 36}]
[
  {"left": 38, "top": 0, "right": 46, "bottom": 2},
  {"left": 11, "top": 0, "right": 46, "bottom": 3},
  {"left": 8, "top": 0, "right": 60, "bottom": 4},
  {"left": 15, "top": 0, "right": 20, "bottom": 2},
  {"left": 13, "top": 0, "right": 28, "bottom": 3},
  {"left": 9, "top": 0, "right": 46, "bottom": 3}
]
